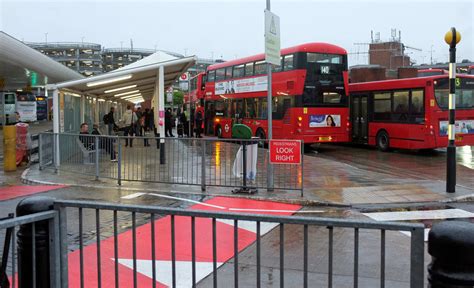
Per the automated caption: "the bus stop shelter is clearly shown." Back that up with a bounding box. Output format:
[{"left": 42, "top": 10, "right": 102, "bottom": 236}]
[{"left": 46, "top": 52, "right": 196, "bottom": 164}]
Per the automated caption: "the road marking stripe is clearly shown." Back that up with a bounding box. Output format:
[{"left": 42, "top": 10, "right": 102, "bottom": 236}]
[
  {"left": 363, "top": 208, "right": 474, "bottom": 222},
  {"left": 122, "top": 192, "right": 226, "bottom": 209},
  {"left": 216, "top": 219, "right": 278, "bottom": 235},
  {"left": 229, "top": 207, "right": 325, "bottom": 213}
]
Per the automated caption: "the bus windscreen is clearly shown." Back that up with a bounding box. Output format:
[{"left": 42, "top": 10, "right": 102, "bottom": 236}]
[{"left": 434, "top": 78, "right": 474, "bottom": 109}]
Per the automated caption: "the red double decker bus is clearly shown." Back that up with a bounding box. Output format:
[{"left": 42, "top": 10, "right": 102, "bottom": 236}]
[
  {"left": 202, "top": 42, "right": 350, "bottom": 145},
  {"left": 349, "top": 74, "right": 474, "bottom": 151}
]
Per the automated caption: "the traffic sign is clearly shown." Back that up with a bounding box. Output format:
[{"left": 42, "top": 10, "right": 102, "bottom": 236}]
[
  {"left": 180, "top": 73, "right": 188, "bottom": 81},
  {"left": 264, "top": 10, "right": 281, "bottom": 66},
  {"left": 269, "top": 140, "right": 301, "bottom": 164}
]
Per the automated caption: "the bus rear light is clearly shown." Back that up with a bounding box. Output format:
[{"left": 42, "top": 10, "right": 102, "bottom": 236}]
[
  {"left": 215, "top": 118, "right": 220, "bottom": 123},
  {"left": 430, "top": 125, "right": 433, "bottom": 129},
  {"left": 298, "top": 116, "right": 302, "bottom": 122},
  {"left": 346, "top": 122, "right": 350, "bottom": 127},
  {"left": 298, "top": 123, "right": 302, "bottom": 127}
]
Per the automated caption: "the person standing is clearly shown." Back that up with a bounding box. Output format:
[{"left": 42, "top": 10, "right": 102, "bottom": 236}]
[
  {"left": 195, "top": 107, "right": 203, "bottom": 138},
  {"left": 165, "top": 108, "right": 174, "bottom": 137},
  {"left": 105, "top": 107, "right": 118, "bottom": 135},
  {"left": 121, "top": 105, "right": 137, "bottom": 147},
  {"left": 91, "top": 124, "right": 117, "bottom": 161}
]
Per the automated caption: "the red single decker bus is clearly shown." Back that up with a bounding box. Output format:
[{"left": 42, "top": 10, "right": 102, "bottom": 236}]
[
  {"left": 202, "top": 42, "right": 350, "bottom": 144},
  {"left": 349, "top": 74, "right": 474, "bottom": 151}
]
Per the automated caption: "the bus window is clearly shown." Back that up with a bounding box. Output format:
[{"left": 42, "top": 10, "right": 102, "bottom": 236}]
[
  {"left": 434, "top": 78, "right": 474, "bottom": 109},
  {"left": 233, "top": 64, "right": 245, "bottom": 78},
  {"left": 393, "top": 91, "right": 409, "bottom": 122},
  {"left": 283, "top": 54, "right": 294, "bottom": 71},
  {"left": 254, "top": 61, "right": 266, "bottom": 75},
  {"left": 225, "top": 67, "right": 232, "bottom": 79},
  {"left": 307, "top": 53, "right": 342, "bottom": 64},
  {"left": 272, "top": 56, "right": 283, "bottom": 72},
  {"left": 323, "top": 92, "right": 342, "bottom": 104},
  {"left": 245, "top": 98, "right": 256, "bottom": 118},
  {"left": 273, "top": 96, "right": 294, "bottom": 120},
  {"left": 257, "top": 97, "right": 267, "bottom": 119},
  {"left": 373, "top": 92, "right": 391, "bottom": 121},
  {"left": 409, "top": 90, "right": 424, "bottom": 123},
  {"left": 216, "top": 68, "right": 226, "bottom": 81},
  {"left": 244, "top": 62, "right": 254, "bottom": 76},
  {"left": 207, "top": 70, "right": 215, "bottom": 82}
]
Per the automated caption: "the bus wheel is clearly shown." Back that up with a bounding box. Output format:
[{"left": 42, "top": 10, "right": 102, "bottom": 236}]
[
  {"left": 216, "top": 125, "right": 222, "bottom": 138},
  {"left": 376, "top": 131, "right": 390, "bottom": 152},
  {"left": 256, "top": 129, "right": 266, "bottom": 147}
]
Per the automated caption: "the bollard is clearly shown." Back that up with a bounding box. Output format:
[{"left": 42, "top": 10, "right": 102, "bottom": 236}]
[
  {"left": 3, "top": 125, "right": 16, "bottom": 171},
  {"left": 428, "top": 221, "right": 474, "bottom": 287},
  {"left": 16, "top": 196, "right": 55, "bottom": 288}
]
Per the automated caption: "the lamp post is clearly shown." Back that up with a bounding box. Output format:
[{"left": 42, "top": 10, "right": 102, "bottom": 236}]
[{"left": 444, "top": 27, "right": 461, "bottom": 193}]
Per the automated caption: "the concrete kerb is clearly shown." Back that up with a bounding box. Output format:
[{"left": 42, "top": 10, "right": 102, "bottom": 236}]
[
  {"left": 21, "top": 165, "right": 474, "bottom": 207},
  {"left": 20, "top": 166, "right": 340, "bottom": 207}
]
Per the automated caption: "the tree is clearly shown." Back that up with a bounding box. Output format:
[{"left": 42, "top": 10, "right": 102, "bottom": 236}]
[{"left": 173, "top": 90, "right": 184, "bottom": 106}]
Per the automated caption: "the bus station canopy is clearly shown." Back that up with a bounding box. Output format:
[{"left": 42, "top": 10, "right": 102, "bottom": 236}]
[
  {"left": 49, "top": 53, "right": 197, "bottom": 102},
  {"left": 0, "top": 31, "right": 84, "bottom": 90}
]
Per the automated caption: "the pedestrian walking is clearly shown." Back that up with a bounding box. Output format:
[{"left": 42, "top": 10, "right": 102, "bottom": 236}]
[{"left": 121, "top": 105, "right": 137, "bottom": 147}]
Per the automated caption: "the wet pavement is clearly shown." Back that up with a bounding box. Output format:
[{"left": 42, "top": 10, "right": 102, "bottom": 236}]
[{"left": 22, "top": 138, "right": 474, "bottom": 206}]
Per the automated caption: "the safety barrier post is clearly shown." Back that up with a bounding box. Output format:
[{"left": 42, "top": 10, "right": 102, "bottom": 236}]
[
  {"left": 3, "top": 125, "right": 16, "bottom": 172},
  {"left": 201, "top": 140, "right": 206, "bottom": 192},
  {"left": 16, "top": 196, "right": 55, "bottom": 288},
  {"left": 117, "top": 136, "right": 122, "bottom": 186},
  {"left": 95, "top": 136, "right": 99, "bottom": 180}
]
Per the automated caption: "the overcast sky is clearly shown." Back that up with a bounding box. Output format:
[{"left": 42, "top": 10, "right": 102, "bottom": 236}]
[{"left": 1, "top": 0, "right": 472, "bottom": 66}]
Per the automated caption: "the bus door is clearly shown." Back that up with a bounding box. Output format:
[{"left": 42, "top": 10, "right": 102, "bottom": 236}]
[{"left": 351, "top": 93, "right": 368, "bottom": 143}]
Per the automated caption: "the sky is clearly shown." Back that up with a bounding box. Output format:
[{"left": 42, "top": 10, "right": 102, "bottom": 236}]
[{"left": 1, "top": 0, "right": 473, "bottom": 66}]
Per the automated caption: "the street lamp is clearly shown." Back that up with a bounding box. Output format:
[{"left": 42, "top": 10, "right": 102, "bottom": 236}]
[{"left": 444, "top": 27, "right": 461, "bottom": 193}]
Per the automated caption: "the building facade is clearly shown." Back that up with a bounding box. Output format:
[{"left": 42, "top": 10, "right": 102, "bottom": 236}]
[{"left": 27, "top": 42, "right": 103, "bottom": 77}]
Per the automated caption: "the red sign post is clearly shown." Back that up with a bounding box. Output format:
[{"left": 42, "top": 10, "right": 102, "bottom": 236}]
[{"left": 269, "top": 140, "right": 302, "bottom": 164}]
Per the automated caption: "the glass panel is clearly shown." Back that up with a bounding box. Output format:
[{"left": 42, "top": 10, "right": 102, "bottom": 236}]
[
  {"left": 244, "top": 62, "right": 254, "bottom": 76},
  {"left": 393, "top": 91, "right": 409, "bottom": 122},
  {"left": 233, "top": 64, "right": 245, "bottom": 78},
  {"left": 207, "top": 70, "right": 215, "bottom": 82},
  {"left": 257, "top": 97, "right": 267, "bottom": 119},
  {"left": 373, "top": 92, "right": 391, "bottom": 121},
  {"left": 254, "top": 60, "right": 266, "bottom": 75},
  {"left": 409, "top": 90, "right": 424, "bottom": 123},
  {"left": 245, "top": 98, "right": 256, "bottom": 118},
  {"left": 307, "top": 53, "right": 342, "bottom": 64},
  {"left": 272, "top": 56, "right": 283, "bottom": 72},
  {"left": 216, "top": 68, "right": 226, "bottom": 81},
  {"left": 225, "top": 67, "right": 232, "bottom": 79},
  {"left": 283, "top": 54, "right": 294, "bottom": 71},
  {"left": 323, "top": 92, "right": 342, "bottom": 104},
  {"left": 434, "top": 78, "right": 474, "bottom": 109}
]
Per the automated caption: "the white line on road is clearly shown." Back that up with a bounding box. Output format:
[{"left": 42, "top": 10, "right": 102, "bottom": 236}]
[
  {"left": 363, "top": 208, "right": 474, "bottom": 222},
  {"left": 121, "top": 192, "right": 326, "bottom": 213},
  {"left": 121, "top": 192, "right": 226, "bottom": 209},
  {"left": 229, "top": 208, "right": 325, "bottom": 213}
]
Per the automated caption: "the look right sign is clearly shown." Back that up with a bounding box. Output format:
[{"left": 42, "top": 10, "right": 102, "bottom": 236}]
[{"left": 269, "top": 140, "right": 302, "bottom": 164}]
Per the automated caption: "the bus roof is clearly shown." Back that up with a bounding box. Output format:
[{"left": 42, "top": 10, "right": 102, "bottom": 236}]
[
  {"left": 208, "top": 42, "right": 347, "bottom": 71},
  {"left": 417, "top": 68, "right": 447, "bottom": 73},
  {"left": 349, "top": 74, "right": 474, "bottom": 92}
]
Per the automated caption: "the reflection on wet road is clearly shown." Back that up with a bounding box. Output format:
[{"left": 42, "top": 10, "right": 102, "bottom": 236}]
[{"left": 313, "top": 144, "right": 474, "bottom": 188}]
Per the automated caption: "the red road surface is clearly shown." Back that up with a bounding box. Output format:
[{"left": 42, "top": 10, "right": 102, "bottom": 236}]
[
  {"left": 0, "top": 185, "right": 67, "bottom": 201},
  {"left": 68, "top": 197, "right": 301, "bottom": 287}
]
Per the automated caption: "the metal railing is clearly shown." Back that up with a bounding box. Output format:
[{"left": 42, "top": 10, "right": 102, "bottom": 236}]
[
  {"left": 52, "top": 199, "right": 425, "bottom": 288},
  {"left": 39, "top": 133, "right": 304, "bottom": 193},
  {"left": 0, "top": 209, "right": 61, "bottom": 288}
]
